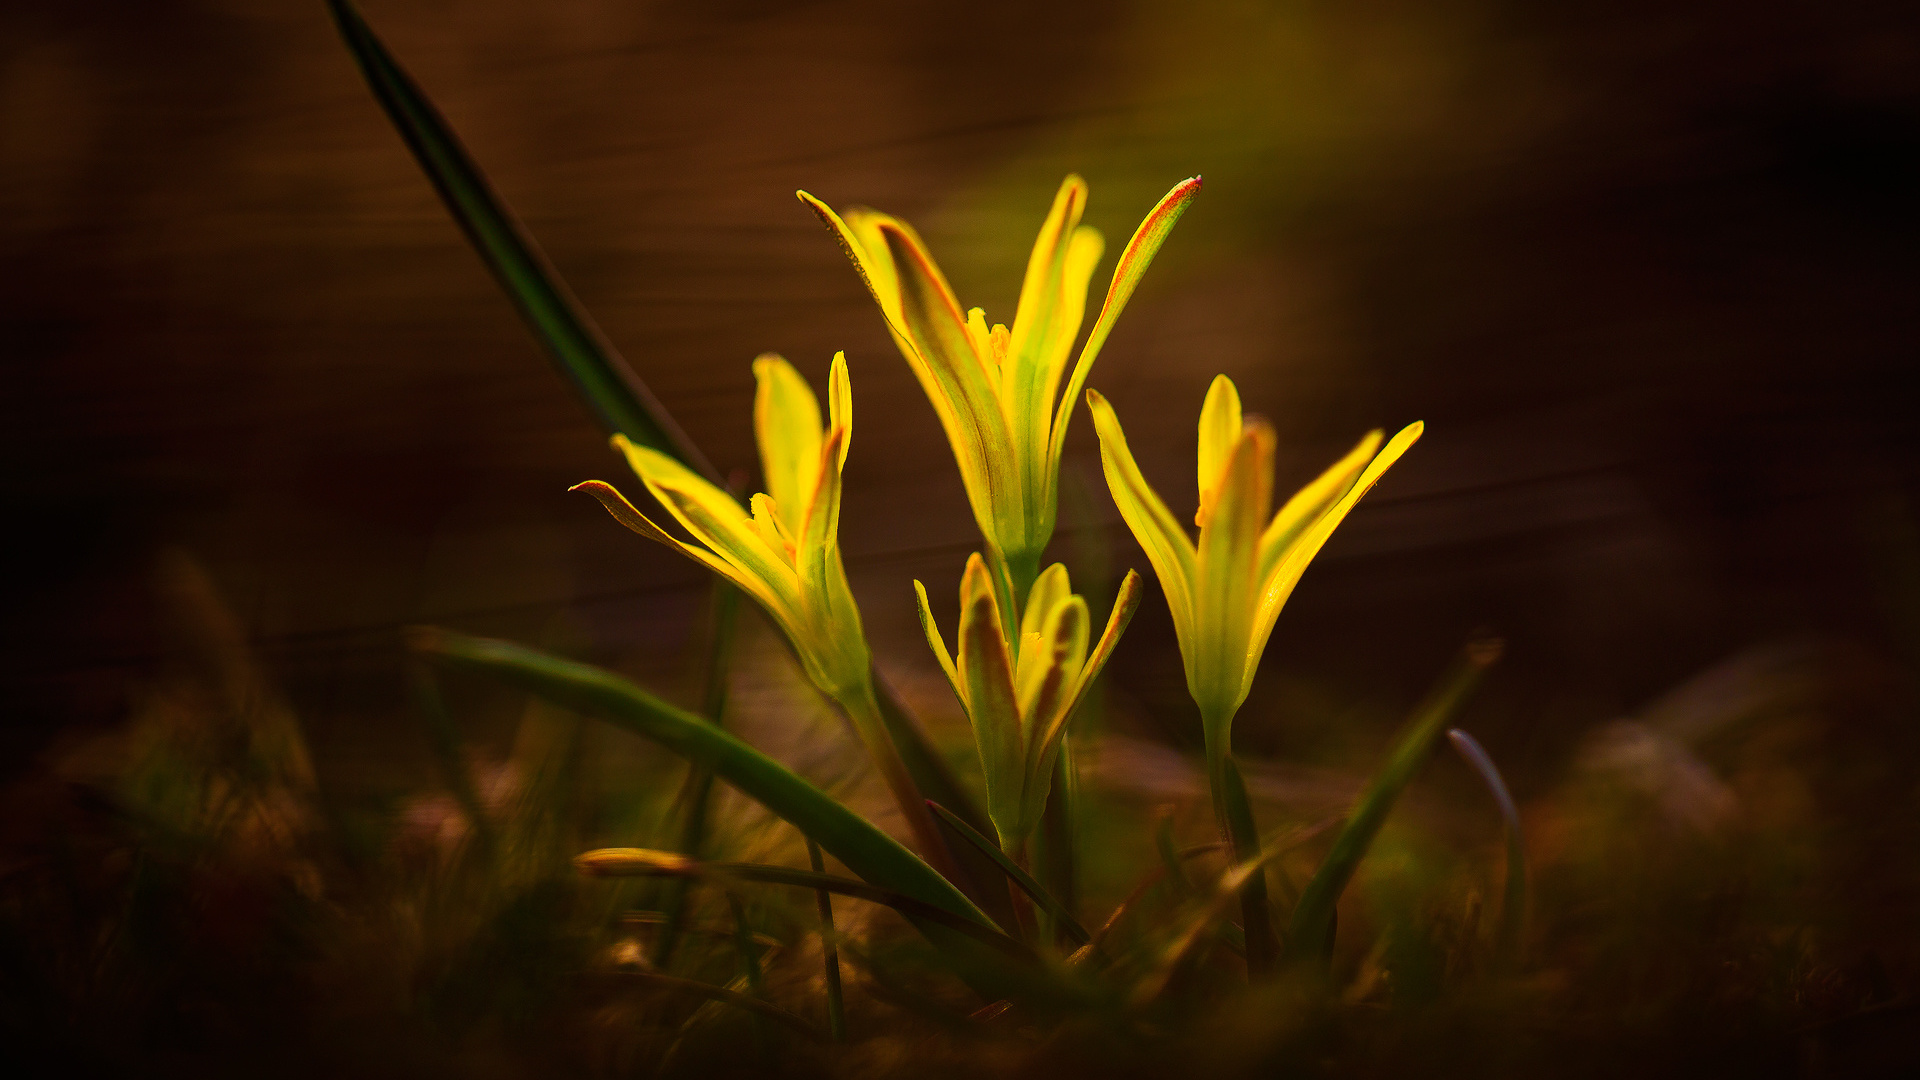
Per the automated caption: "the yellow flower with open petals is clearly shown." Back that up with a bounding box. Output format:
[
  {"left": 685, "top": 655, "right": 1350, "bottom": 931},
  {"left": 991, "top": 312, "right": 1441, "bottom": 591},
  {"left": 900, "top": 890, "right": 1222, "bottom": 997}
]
[
  {"left": 1088, "top": 377, "right": 1422, "bottom": 739},
  {"left": 571, "top": 351, "right": 867, "bottom": 702},
  {"left": 914, "top": 556, "right": 1142, "bottom": 850},
  {"left": 799, "top": 176, "right": 1201, "bottom": 599}
]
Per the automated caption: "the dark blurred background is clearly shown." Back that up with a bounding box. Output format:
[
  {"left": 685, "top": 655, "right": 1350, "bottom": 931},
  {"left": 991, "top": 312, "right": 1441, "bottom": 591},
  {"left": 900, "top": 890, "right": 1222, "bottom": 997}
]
[
  {"left": 5, "top": 0, "right": 1920, "bottom": 1072},
  {"left": 8, "top": 0, "right": 1917, "bottom": 776}
]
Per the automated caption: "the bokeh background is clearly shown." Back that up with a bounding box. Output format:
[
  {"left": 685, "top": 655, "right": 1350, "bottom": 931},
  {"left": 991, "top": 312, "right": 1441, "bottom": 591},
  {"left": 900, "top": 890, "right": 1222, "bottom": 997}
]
[{"left": 4, "top": 0, "right": 1919, "bottom": 1071}]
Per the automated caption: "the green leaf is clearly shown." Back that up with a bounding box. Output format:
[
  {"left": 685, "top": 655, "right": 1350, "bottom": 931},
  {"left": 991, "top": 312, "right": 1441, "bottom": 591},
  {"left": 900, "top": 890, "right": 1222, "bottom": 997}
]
[
  {"left": 413, "top": 629, "right": 986, "bottom": 922},
  {"left": 1283, "top": 639, "right": 1502, "bottom": 969},
  {"left": 324, "top": 0, "right": 711, "bottom": 474},
  {"left": 926, "top": 800, "right": 1090, "bottom": 946}
]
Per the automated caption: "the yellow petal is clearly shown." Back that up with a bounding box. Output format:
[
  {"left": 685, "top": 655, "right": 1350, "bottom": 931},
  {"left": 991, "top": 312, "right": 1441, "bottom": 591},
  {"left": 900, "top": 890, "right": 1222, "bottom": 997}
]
[
  {"left": 613, "top": 435, "right": 804, "bottom": 624},
  {"left": 800, "top": 191, "right": 1019, "bottom": 553},
  {"left": 1087, "top": 390, "right": 1198, "bottom": 661},
  {"left": 796, "top": 426, "right": 847, "bottom": 603},
  {"left": 1195, "top": 375, "right": 1243, "bottom": 528},
  {"left": 826, "top": 351, "right": 851, "bottom": 470},
  {"left": 1005, "top": 175, "right": 1089, "bottom": 376},
  {"left": 1193, "top": 420, "right": 1274, "bottom": 728},
  {"left": 1256, "top": 429, "right": 1381, "bottom": 586},
  {"left": 956, "top": 553, "right": 1023, "bottom": 844},
  {"left": 1046, "top": 176, "right": 1204, "bottom": 497},
  {"left": 1021, "top": 570, "right": 1145, "bottom": 831},
  {"left": 752, "top": 353, "right": 823, "bottom": 521},
  {"left": 1019, "top": 562, "right": 1074, "bottom": 644},
  {"left": 571, "top": 480, "right": 798, "bottom": 630},
  {"left": 1248, "top": 421, "right": 1424, "bottom": 691},
  {"left": 913, "top": 579, "right": 964, "bottom": 710}
]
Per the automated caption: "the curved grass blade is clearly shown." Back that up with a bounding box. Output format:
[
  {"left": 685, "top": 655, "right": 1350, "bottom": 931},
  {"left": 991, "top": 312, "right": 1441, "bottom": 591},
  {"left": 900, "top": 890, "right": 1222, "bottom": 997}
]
[
  {"left": 411, "top": 630, "right": 995, "bottom": 934},
  {"left": 927, "top": 800, "right": 1090, "bottom": 946},
  {"left": 577, "top": 849, "right": 1035, "bottom": 965},
  {"left": 807, "top": 839, "right": 847, "bottom": 1041},
  {"left": 1282, "top": 639, "right": 1503, "bottom": 970},
  {"left": 627, "top": 971, "right": 822, "bottom": 1041},
  {"left": 324, "top": 0, "right": 711, "bottom": 474},
  {"left": 1448, "top": 728, "right": 1527, "bottom": 970},
  {"left": 654, "top": 576, "right": 741, "bottom": 967}
]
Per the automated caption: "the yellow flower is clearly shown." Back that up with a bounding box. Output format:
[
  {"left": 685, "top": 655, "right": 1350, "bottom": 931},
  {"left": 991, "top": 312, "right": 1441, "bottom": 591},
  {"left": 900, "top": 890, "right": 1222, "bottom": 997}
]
[
  {"left": 572, "top": 352, "right": 868, "bottom": 703},
  {"left": 914, "top": 556, "right": 1142, "bottom": 849},
  {"left": 1087, "top": 377, "right": 1422, "bottom": 739},
  {"left": 798, "top": 176, "right": 1202, "bottom": 596}
]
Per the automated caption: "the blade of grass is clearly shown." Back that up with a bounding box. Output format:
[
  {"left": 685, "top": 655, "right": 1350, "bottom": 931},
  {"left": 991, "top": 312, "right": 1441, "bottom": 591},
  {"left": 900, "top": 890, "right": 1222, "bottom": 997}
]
[
  {"left": 926, "top": 800, "right": 1090, "bottom": 946},
  {"left": 726, "top": 891, "right": 772, "bottom": 1058},
  {"left": 327, "top": 0, "right": 999, "bottom": 877},
  {"left": 1282, "top": 638, "right": 1502, "bottom": 970},
  {"left": 407, "top": 662, "right": 497, "bottom": 859},
  {"left": 1447, "top": 728, "right": 1526, "bottom": 970},
  {"left": 412, "top": 628, "right": 1043, "bottom": 991},
  {"left": 632, "top": 971, "right": 822, "bottom": 1041},
  {"left": 871, "top": 668, "right": 1010, "bottom": 924},
  {"left": 578, "top": 850, "right": 1033, "bottom": 964},
  {"left": 1035, "top": 739, "right": 1079, "bottom": 944},
  {"left": 654, "top": 576, "right": 741, "bottom": 967},
  {"left": 324, "top": 0, "right": 711, "bottom": 473},
  {"left": 807, "top": 838, "right": 847, "bottom": 1042}
]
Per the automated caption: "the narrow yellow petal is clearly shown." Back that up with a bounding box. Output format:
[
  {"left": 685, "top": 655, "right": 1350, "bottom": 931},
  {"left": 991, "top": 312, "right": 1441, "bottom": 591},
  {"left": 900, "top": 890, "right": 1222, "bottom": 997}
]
[
  {"left": 1193, "top": 420, "right": 1274, "bottom": 726},
  {"left": 571, "top": 480, "right": 797, "bottom": 629},
  {"left": 1256, "top": 429, "right": 1382, "bottom": 585},
  {"left": 1005, "top": 175, "right": 1089, "bottom": 375},
  {"left": 1046, "top": 176, "right": 1203, "bottom": 493},
  {"left": 827, "top": 351, "right": 851, "bottom": 470},
  {"left": 1020, "top": 570, "right": 1144, "bottom": 832},
  {"left": 913, "top": 579, "right": 965, "bottom": 711},
  {"left": 752, "top": 354, "right": 823, "bottom": 521},
  {"left": 796, "top": 426, "right": 847, "bottom": 603},
  {"left": 1019, "top": 562, "right": 1073, "bottom": 644},
  {"left": 1248, "top": 421, "right": 1423, "bottom": 694},
  {"left": 802, "top": 191, "right": 1020, "bottom": 553},
  {"left": 1087, "top": 390, "right": 1198, "bottom": 662},
  {"left": 1195, "top": 375, "right": 1243, "bottom": 528},
  {"left": 614, "top": 436, "right": 804, "bottom": 623}
]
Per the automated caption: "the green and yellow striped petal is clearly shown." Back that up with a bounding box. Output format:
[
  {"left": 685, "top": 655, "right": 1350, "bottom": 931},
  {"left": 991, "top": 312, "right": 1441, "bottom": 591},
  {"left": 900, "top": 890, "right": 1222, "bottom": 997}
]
[
  {"left": 955, "top": 553, "right": 1024, "bottom": 845},
  {"left": 1195, "top": 375, "right": 1243, "bottom": 528},
  {"left": 1193, "top": 421, "right": 1274, "bottom": 727},
  {"left": 1248, "top": 421, "right": 1424, "bottom": 688},
  {"left": 1087, "top": 389, "right": 1198, "bottom": 660},
  {"left": 752, "top": 353, "right": 823, "bottom": 525}
]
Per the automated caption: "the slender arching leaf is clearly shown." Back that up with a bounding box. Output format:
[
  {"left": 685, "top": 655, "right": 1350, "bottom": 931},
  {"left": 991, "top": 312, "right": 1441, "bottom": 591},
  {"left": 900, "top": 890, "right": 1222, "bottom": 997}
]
[
  {"left": 1283, "top": 639, "right": 1503, "bottom": 969},
  {"left": 411, "top": 630, "right": 991, "bottom": 930},
  {"left": 925, "top": 801, "right": 1091, "bottom": 946},
  {"left": 324, "top": 0, "right": 712, "bottom": 475},
  {"left": 1448, "top": 728, "right": 1527, "bottom": 970}
]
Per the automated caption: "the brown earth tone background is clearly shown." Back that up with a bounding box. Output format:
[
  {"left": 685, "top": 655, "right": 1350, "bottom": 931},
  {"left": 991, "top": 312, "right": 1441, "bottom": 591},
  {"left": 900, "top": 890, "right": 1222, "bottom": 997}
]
[{"left": 5, "top": 0, "right": 1918, "bottom": 802}]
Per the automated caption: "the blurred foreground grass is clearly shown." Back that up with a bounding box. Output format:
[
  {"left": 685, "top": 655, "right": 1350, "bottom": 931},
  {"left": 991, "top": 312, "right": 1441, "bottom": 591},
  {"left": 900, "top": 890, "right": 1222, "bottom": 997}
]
[{"left": 2, "top": 551, "right": 1914, "bottom": 1078}]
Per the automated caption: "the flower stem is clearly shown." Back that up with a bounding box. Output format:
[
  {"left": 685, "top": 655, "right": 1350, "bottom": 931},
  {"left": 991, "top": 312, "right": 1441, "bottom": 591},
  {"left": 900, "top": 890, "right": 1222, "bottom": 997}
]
[
  {"left": 842, "top": 680, "right": 966, "bottom": 890},
  {"left": 1204, "top": 724, "right": 1276, "bottom": 976}
]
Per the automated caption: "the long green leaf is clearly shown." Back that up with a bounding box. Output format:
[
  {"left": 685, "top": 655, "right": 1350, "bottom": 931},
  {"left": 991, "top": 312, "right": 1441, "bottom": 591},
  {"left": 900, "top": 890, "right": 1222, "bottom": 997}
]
[
  {"left": 413, "top": 628, "right": 986, "bottom": 924},
  {"left": 926, "top": 800, "right": 1090, "bottom": 945},
  {"left": 324, "top": 0, "right": 711, "bottom": 474},
  {"left": 1282, "top": 639, "right": 1502, "bottom": 969},
  {"left": 578, "top": 849, "right": 1035, "bottom": 964}
]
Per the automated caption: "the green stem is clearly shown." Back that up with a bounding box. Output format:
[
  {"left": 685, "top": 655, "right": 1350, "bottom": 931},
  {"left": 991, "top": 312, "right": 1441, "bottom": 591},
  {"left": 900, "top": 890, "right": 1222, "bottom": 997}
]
[
  {"left": 840, "top": 680, "right": 965, "bottom": 890},
  {"left": 1203, "top": 723, "right": 1276, "bottom": 976},
  {"left": 1035, "top": 738, "right": 1079, "bottom": 944},
  {"left": 806, "top": 839, "right": 846, "bottom": 1042},
  {"left": 1282, "top": 640, "right": 1500, "bottom": 970},
  {"left": 654, "top": 577, "right": 740, "bottom": 967}
]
